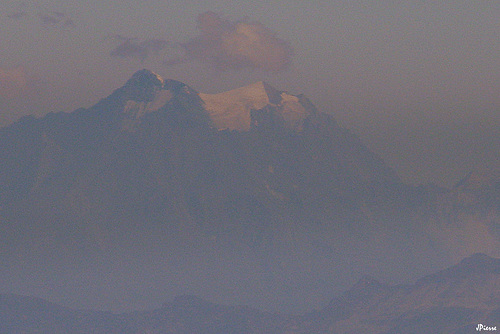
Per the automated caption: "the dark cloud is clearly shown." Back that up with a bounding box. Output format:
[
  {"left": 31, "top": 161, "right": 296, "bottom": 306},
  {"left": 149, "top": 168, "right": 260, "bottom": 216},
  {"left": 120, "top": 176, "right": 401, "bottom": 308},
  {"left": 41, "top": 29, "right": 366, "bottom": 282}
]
[
  {"left": 7, "top": 11, "right": 28, "bottom": 20},
  {"left": 173, "top": 11, "right": 293, "bottom": 72},
  {"left": 110, "top": 36, "right": 169, "bottom": 60},
  {"left": 39, "top": 11, "right": 75, "bottom": 27}
]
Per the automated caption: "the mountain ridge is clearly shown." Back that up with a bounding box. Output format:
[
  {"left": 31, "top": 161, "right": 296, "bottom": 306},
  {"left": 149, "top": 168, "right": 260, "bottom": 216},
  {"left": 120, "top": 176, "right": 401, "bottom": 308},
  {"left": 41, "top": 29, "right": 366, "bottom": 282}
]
[
  {"left": 1, "top": 253, "right": 499, "bottom": 333},
  {"left": 0, "top": 70, "right": 498, "bottom": 315}
]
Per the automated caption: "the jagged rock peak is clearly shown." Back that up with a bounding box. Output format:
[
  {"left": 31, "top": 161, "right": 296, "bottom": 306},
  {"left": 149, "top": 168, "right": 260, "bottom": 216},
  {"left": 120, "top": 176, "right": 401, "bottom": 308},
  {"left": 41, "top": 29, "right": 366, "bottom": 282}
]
[
  {"left": 112, "top": 69, "right": 193, "bottom": 105},
  {"left": 199, "top": 81, "right": 313, "bottom": 131},
  {"left": 125, "top": 69, "right": 165, "bottom": 88},
  {"left": 110, "top": 69, "right": 166, "bottom": 104}
]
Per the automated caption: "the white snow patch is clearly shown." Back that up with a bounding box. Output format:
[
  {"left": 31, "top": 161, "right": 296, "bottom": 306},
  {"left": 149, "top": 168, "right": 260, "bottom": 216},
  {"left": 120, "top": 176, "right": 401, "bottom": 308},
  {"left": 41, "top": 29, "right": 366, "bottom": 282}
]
[
  {"left": 199, "top": 82, "right": 312, "bottom": 132},
  {"left": 152, "top": 71, "right": 164, "bottom": 86},
  {"left": 200, "top": 81, "right": 273, "bottom": 131}
]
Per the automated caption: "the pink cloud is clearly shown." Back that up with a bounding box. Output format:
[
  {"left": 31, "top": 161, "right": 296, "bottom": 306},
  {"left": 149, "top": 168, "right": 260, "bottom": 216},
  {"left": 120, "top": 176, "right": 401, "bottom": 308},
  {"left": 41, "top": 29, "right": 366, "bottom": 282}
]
[{"left": 176, "top": 11, "right": 293, "bottom": 72}]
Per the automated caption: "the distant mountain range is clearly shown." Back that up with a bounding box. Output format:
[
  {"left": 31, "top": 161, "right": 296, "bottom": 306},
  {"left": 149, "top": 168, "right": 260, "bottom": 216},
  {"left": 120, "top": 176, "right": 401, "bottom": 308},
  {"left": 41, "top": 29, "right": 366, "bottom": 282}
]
[
  {"left": 1, "top": 253, "right": 499, "bottom": 333},
  {"left": 0, "top": 69, "right": 498, "bottom": 314}
]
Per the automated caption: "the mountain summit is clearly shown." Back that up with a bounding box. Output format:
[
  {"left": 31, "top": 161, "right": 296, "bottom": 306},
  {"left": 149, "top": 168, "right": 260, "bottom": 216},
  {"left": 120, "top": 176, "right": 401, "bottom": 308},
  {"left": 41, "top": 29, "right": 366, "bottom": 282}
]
[
  {"left": 97, "top": 69, "right": 321, "bottom": 132},
  {"left": 114, "top": 69, "right": 168, "bottom": 103},
  {"left": 0, "top": 70, "right": 498, "bottom": 314},
  {"left": 199, "top": 80, "right": 314, "bottom": 131},
  {"left": 126, "top": 69, "right": 165, "bottom": 88}
]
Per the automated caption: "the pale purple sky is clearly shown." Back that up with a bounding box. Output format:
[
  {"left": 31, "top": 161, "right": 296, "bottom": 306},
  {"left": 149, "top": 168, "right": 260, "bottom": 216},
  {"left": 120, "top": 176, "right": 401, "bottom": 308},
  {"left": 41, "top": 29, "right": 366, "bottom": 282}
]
[{"left": 1, "top": 0, "right": 498, "bottom": 186}]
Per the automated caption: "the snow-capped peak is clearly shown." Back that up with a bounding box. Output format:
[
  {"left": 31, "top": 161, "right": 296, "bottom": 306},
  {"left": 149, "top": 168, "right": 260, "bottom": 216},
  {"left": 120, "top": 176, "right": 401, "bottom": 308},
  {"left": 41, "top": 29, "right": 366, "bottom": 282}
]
[
  {"left": 111, "top": 71, "right": 317, "bottom": 133},
  {"left": 199, "top": 81, "right": 311, "bottom": 131},
  {"left": 126, "top": 69, "right": 165, "bottom": 88}
]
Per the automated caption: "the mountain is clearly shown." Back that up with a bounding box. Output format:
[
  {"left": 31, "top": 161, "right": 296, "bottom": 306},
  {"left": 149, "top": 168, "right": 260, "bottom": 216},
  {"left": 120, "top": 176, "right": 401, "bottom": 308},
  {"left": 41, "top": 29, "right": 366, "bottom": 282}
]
[
  {"left": 199, "top": 80, "right": 313, "bottom": 131},
  {"left": 2, "top": 253, "right": 499, "bottom": 333},
  {"left": 0, "top": 69, "right": 498, "bottom": 313},
  {"left": 307, "top": 252, "right": 500, "bottom": 333}
]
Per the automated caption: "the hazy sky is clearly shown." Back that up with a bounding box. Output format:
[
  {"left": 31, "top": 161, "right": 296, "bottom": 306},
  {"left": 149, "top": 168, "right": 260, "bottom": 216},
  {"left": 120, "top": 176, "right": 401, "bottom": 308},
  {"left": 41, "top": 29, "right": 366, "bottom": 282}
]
[{"left": 1, "top": 0, "right": 498, "bottom": 186}]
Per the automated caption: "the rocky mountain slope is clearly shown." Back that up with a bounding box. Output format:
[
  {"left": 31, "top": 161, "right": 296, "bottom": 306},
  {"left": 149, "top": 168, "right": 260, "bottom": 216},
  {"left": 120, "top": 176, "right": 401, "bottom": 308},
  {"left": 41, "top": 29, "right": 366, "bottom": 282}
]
[
  {"left": 0, "top": 69, "right": 498, "bottom": 313},
  {"left": 304, "top": 253, "right": 500, "bottom": 333}
]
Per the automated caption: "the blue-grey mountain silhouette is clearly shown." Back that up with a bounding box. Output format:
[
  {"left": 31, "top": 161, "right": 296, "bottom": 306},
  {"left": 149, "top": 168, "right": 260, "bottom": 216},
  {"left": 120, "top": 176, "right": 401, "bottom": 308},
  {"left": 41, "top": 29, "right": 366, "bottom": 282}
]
[{"left": 0, "top": 70, "right": 498, "bottom": 315}]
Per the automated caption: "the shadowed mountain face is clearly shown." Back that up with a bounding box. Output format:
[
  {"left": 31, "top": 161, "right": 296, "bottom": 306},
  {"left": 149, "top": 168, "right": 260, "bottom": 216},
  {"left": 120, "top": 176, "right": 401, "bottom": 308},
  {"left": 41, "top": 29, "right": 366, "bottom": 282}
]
[
  {"left": 1, "top": 253, "right": 499, "bottom": 333},
  {"left": 312, "top": 253, "right": 500, "bottom": 333},
  {"left": 0, "top": 70, "right": 499, "bottom": 313}
]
